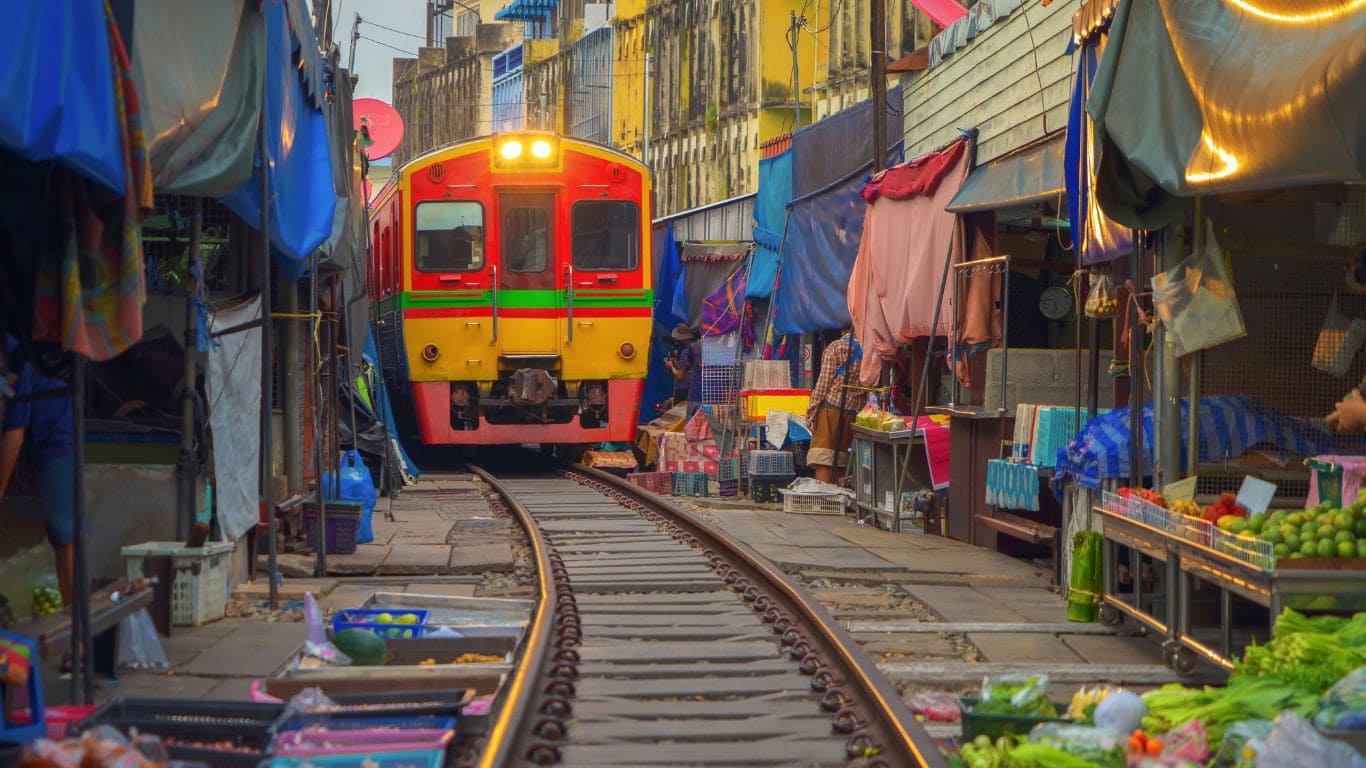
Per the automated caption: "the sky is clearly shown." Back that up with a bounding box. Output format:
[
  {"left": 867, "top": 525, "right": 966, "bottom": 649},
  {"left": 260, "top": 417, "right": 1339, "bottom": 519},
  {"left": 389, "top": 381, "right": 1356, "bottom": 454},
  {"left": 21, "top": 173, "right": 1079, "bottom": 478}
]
[{"left": 337, "top": 0, "right": 430, "bottom": 105}]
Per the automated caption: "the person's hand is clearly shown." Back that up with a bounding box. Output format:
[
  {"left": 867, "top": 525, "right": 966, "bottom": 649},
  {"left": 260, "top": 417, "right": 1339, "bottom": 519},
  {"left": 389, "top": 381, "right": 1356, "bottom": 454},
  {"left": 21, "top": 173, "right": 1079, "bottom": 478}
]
[{"left": 1327, "top": 389, "right": 1366, "bottom": 432}]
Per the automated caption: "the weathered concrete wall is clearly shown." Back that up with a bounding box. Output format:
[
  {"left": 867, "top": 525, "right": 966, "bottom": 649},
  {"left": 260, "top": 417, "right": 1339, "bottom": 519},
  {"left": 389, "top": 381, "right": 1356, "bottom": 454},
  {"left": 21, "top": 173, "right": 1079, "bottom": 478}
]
[{"left": 983, "top": 347, "right": 1116, "bottom": 412}]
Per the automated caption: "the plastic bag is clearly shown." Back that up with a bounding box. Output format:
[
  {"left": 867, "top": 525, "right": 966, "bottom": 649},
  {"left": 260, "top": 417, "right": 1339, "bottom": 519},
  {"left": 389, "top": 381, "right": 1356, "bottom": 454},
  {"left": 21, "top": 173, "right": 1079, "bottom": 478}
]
[
  {"left": 1211, "top": 720, "right": 1273, "bottom": 767},
  {"left": 322, "top": 450, "right": 376, "bottom": 544},
  {"left": 298, "top": 593, "right": 349, "bottom": 667},
  {"left": 908, "top": 691, "right": 961, "bottom": 722},
  {"left": 1315, "top": 665, "right": 1366, "bottom": 731},
  {"left": 1028, "top": 723, "right": 1123, "bottom": 759},
  {"left": 1151, "top": 222, "right": 1246, "bottom": 357},
  {"left": 1085, "top": 271, "right": 1120, "bottom": 318},
  {"left": 114, "top": 608, "right": 169, "bottom": 671},
  {"left": 980, "top": 674, "right": 1054, "bottom": 716},
  {"left": 1313, "top": 294, "right": 1366, "bottom": 377},
  {"left": 1258, "top": 711, "right": 1366, "bottom": 768}
]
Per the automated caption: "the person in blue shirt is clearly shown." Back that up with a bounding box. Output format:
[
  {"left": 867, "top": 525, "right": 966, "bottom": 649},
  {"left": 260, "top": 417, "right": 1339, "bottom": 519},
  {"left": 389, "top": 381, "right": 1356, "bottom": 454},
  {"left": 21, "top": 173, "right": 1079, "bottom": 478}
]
[{"left": 0, "top": 335, "right": 75, "bottom": 605}]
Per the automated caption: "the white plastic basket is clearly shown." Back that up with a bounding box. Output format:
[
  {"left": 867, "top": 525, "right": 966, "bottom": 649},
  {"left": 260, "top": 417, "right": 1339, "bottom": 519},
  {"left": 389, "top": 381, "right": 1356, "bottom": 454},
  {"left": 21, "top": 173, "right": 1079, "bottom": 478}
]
[
  {"left": 122, "top": 541, "right": 235, "bottom": 626},
  {"left": 780, "top": 489, "right": 846, "bottom": 515}
]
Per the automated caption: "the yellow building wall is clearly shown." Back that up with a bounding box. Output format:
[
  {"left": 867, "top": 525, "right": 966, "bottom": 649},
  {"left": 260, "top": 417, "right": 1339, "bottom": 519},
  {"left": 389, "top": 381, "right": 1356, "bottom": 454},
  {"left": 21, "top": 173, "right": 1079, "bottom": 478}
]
[
  {"left": 756, "top": 0, "right": 814, "bottom": 137},
  {"left": 611, "top": 5, "right": 647, "bottom": 155}
]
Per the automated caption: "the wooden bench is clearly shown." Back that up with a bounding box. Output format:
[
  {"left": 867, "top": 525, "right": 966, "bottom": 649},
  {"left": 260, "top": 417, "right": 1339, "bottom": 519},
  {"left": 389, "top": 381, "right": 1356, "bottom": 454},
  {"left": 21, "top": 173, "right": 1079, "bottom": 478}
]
[
  {"left": 975, "top": 511, "right": 1062, "bottom": 586},
  {"left": 11, "top": 579, "right": 153, "bottom": 661}
]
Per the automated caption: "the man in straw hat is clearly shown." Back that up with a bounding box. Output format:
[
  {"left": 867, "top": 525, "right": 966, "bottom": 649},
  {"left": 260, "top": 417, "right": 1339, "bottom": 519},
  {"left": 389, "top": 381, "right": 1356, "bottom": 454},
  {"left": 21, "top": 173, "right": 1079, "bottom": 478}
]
[{"left": 664, "top": 322, "right": 700, "bottom": 414}]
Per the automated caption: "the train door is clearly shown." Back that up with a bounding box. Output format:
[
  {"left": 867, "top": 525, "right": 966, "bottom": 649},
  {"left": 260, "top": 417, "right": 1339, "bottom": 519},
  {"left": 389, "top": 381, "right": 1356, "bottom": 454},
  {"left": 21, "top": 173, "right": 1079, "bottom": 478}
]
[{"left": 497, "top": 191, "right": 561, "bottom": 356}]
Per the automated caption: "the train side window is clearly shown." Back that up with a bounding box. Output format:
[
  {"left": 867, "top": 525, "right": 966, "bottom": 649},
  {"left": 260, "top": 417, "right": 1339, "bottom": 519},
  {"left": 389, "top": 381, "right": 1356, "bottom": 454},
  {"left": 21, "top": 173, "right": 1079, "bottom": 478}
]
[
  {"left": 501, "top": 195, "right": 553, "bottom": 273},
  {"left": 415, "top": 201, "right": 485, "bottom": 272},
  {"left": 571, "top": 201, "right": 639, "bottom": 270}
]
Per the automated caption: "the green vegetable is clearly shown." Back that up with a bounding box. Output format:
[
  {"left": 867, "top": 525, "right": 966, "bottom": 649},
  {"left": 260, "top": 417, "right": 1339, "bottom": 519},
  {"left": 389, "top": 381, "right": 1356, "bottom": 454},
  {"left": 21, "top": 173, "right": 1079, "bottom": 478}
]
[
  {"left": 1140, "top": 677, "right": 1317, "bottom": 744},
  {"left": 331, "top": 628, "right": 390, "bottom": 666},
  {"left": 1235, "top": 609, "right": 1366, "bottom": 693}
]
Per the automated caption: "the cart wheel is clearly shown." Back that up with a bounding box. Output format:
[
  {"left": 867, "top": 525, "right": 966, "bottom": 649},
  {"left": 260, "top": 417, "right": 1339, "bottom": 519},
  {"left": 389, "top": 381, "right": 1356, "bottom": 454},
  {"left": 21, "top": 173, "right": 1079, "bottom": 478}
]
[
  {"left": 1098, "top": 603, "right": 1123, "bottom": 626},
  {"left": 1172, "top": 648, "right": 1197, "bottom": 676},
  {"left": 1161, "top": 643, "right": 1177, "bottom": 668}
]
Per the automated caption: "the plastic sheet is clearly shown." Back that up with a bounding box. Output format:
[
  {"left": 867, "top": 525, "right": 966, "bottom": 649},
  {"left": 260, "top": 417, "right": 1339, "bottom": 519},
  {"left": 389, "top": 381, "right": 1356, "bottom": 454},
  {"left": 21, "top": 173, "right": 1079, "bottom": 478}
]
[
  {"left": 114, "top": 609, "right": 169, "bottom": 671},
  {"left": 207, "top": 297, "right": 262, "bottom": 542},
  {"left": 1151, "top": 222, "right": 1246, "bottom": 358},
  {"left": 1258, "top": 711, "right": 1366, "bottom": 768}
]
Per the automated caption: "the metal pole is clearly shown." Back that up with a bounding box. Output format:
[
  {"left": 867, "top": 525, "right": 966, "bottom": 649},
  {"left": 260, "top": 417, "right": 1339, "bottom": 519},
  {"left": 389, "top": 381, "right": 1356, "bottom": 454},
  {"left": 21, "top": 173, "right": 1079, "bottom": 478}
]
[
  {"left": 260, "top": 109, "right": 278, "bottom": 611},
  {"left": 1128, "top": 235, "right": 1144, "bottom": 488},
  {"left": 177, "top": 199, "right": 204, "bottom": 541},
  {"left": 70, "top": 355, "right": 94, "bottom": 704},
  {"left": 313, "top": 261, "right": 328, "bottom": 579},
  {"left": 870, "top": 0, "right": 887, "bottom": 172},
  {"left": 790, "top": 10, "right": 801, "bottom": 133},
  {"left": 1157, "top": 229, "right": 1181, "bottom": 488},
  {"left": 1186, "top": 200, "right": 1204, "bottom": 477}
]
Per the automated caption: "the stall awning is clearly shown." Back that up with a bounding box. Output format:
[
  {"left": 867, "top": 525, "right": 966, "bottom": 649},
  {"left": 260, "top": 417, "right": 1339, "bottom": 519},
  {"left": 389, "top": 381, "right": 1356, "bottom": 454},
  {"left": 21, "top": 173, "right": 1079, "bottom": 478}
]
[
  {"left": 1089, "top": 0, "right": 1366, "bottom": 230},
  {"left": 946, "top": 133, "right": 1065, "bottom": 214},
  {"left": 494, "top": 0, "right": 558, "bottom": 21}
]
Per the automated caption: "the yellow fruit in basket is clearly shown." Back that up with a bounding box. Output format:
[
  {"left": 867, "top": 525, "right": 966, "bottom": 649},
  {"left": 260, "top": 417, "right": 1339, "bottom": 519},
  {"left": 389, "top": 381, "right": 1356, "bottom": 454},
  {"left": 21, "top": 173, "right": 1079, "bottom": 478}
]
[
  {"left": 395, "top": 613, "right": 419, "bottom": 625},
  {"left": 375, "top": 612, "right": 394, "bottom": 624}
]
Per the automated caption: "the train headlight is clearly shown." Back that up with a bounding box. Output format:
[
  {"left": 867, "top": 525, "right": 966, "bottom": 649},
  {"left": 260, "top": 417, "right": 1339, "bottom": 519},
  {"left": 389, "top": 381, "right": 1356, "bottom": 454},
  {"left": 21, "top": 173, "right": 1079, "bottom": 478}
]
[
  {"left": 422, "top": 344, "right": 440, "bottom": 362},
  {"left": 618, "top": 342, "right": 635, "bottom": 360},
  {"left": 531, "top": 139, "right": 553, "bottom": 159},
  {"left": 499, "top": 140, "right": 524, "bottom": 160}
]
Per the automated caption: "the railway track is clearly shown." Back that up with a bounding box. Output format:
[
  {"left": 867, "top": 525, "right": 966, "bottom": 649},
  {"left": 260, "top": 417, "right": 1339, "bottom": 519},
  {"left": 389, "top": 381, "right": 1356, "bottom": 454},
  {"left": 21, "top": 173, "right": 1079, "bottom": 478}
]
[{"left": 469, "top": 462, "right": 947, "bottom": 768}]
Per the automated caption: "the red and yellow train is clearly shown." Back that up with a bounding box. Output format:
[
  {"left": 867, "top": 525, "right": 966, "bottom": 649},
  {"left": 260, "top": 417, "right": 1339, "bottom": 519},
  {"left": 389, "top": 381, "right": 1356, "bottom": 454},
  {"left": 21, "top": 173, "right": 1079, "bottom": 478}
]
[{"left": 368, "top": 133, "right": 652, "bottom": 445}]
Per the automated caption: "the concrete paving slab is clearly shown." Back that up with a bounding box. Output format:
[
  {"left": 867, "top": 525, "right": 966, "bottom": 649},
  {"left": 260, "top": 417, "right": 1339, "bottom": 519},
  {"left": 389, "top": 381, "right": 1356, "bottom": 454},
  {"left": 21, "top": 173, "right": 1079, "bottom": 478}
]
[
  {"left": 449, "top": 542, "right": 516, "bottom": 574},
  {"left": 807, "top": 588, "right": 898, "bottom": 608},
  {"left": 203, "top": 676, "right": 256, "bottom": 699},
  {"left": 325, "top": 545, "right": 389, "bottom": 576},
  {"left": 233, "top": 578, "right": 337, "bottom": 602},
  {"left": 751, "top": 543, "right": 893, "bottom": 570},
  {"left": 969, "top": 632, "right": 1084, "bottom": 664},
  {"left": 105, "top": 672, "right": 221, "bottom": 700},
  {"left": 379, "top": 544, "right": 451, "bottom": 575},
  {"left": 974, "top": 586, "right": 1069, "bottom": 622},
  {"left": 319, "top": 583, "right": 378, "bottom": 611},
  {"left": 1061, "top": 633, "right": 1167, "bottom": 665},
  {"left": 904, "top": 585, "right": 1031, "bottom": 623},
  {"left": 390, "top": 521, "right": 454, "bottom": 543},
  {"left": 851, "top": 633, "right": 963, "bottom": 659},
  {"left": 161, "top": 619, "right": 247, "bottom": 667},
  {"left": 178, "top": 621, "right": 304, "bottom": 677}
]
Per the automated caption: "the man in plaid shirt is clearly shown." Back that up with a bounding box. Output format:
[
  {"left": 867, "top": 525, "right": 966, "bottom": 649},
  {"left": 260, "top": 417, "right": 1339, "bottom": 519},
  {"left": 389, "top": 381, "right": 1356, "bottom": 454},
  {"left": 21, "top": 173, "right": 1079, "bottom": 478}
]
[{"left": 806, "top": 330, "right": 861, "bottom": 483}]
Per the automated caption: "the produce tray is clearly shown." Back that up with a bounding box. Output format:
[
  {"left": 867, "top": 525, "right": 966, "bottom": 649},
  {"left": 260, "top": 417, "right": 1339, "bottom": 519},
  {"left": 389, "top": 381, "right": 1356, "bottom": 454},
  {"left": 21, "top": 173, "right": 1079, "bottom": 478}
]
[
  {"left": 273, "top": 727, "right": 453, "bottom": 756},
  {"left": 332, "top": 608, "right": 429, "bottom": 639},
  {"left": 268, "top": 749, "right": 446, "bottom": 768},
  {"left": 278, "top": 714, "right": 457, "bottom": 734},
  {"left": 958, "top": 697, "right": 1073, "bottom": 741},
  {"left": 78, "top": 698, "right": 283, "bottom": 767},
  {"left": 325, "top": 689, "right": 475, "bottom": 718}
]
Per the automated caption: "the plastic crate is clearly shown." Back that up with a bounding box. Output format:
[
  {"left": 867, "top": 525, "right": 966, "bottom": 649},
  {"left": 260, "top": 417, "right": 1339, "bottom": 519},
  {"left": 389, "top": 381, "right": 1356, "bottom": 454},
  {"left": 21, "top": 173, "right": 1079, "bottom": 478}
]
[
  {"left": 748, "top": 475, "right": 793, "bottom": 504},
  {"left": 718, "top": 480, "right": 739, "bottom": 498},
  {"left": 716, "top": 458, "right": 741, "bottom": 483},
  {"left": 274, "top": 728, "right": 454, "bottom": 756},
  {"left": 122, "top": 541, "right": 235, "bottom": 626},
  {"left": 958, "top": 697, "right": 1074, "bottom": 741},
  {"left": 79, "top": 698, "right": 282, "bottom": 766},
  {"left": 673, "top": 472, "right": 710, "bottom": 497},
  {"left": 302, "top": 501, "right": 364, "bottom": 555},
  {"left": 278, "top": 715, "right": 456, "bottom": 733},
  {"left": 331, "top": 608, "right": 430, "bottom": 639},
  {"left": 739, "top": 389, "right": 811, "bottom": 421},
  {"left": 627, "top": 471, "right": 674, "bottom": 495},
  {"left": 268, "top": 750, "right": 446, "bottom": 768},
  {"left": 747, "top": 450, "right": 795, "bottom": 477},
  {"left": 781, "top": 490, "right": 845, "bottom": 516}
]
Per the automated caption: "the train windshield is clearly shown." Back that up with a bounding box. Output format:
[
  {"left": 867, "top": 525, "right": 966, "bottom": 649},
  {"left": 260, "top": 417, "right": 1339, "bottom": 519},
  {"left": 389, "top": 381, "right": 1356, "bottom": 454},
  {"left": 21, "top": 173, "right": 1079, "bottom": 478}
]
[
  {"left": 571, "top": 201, "right": 639, "bottom": 270},
  {"left": 415, "top": 201, "right": 485, "bottom": 272},
  {"left": 501, "top": 194, "right": 554, "bottom": 273}
]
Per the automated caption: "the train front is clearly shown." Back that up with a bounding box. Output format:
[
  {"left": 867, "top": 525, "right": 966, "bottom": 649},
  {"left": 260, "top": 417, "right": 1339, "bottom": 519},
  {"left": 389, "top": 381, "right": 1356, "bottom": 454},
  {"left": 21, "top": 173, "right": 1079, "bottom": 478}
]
[{"left": 382, "top": 133, "right": 652, "bottom": 446}]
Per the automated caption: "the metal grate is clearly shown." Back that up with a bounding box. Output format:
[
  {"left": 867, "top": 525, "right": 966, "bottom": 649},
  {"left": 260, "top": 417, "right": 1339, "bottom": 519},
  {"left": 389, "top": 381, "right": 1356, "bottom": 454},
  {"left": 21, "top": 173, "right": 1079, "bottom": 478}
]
[
  {"left": 142, "top": 194, "right": 239, "bottom": 296},
  {"left": 1198, "top": 184, "right": 1366, "bottom": 459}
]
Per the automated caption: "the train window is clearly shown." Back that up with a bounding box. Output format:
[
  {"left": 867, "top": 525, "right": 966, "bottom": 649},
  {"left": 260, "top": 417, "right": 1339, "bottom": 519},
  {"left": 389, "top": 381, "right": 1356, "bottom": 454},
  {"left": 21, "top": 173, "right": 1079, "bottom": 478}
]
[
  {"left": 415, "top": 201, "right": 485, "bottom": 272},
  {"left": 501, "top": 194, "right": 554, "bottom": 273},
  {"left": 571, "top": 201, "right": 639, "bottom": 270}
]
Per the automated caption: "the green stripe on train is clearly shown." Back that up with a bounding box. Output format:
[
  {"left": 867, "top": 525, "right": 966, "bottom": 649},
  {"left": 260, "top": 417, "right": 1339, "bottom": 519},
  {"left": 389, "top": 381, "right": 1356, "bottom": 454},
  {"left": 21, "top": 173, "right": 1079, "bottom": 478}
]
[{"left": 391, "top": 289, "right": 653, "bottom": 311}]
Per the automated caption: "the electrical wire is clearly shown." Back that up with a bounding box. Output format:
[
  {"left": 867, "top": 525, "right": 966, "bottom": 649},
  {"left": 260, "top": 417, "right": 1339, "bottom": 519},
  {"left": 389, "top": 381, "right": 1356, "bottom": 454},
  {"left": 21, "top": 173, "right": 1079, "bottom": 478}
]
[
  {"left": 363, "top": 18, "right": 428, "bottom": 41},
  {"left": 358, "top": 35, "right": 416, "bottom": 56}
]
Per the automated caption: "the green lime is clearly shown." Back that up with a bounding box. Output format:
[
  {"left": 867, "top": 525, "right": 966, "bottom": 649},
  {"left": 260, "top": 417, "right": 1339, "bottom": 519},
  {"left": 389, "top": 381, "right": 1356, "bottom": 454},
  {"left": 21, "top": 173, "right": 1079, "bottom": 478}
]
[
  {"left": 1301, "top": 541, "right": 1319, "bottom": 557},
  {"left": 1358, "top": 539, "right": 1366, "bottom": 558},
  {"left": 1285, "top": 534, "right": 1302, "bottom": 552},
  {"left": 1338, "top": 541, "right": 1356, "bottom": 558},
  {"left": 1356, "top": 517, "right": 1366, "bottom": 536},
  {"left": 1336, "top": 513, "right": 1354, "bottom": 532},
  {"left": 1273, "top": 543, "right": 1291, "bottom": 558},
  {"left": 1302, "top": 530, "right": 1318, "bottom": 545},
  {"left": 1261, "top": 527, "right": 1284, "bottom": 544},
  {"left": 1246, "top": 514, "right": 1266, "bottom": 534},
  {"left": 1271, "top": 510, "right": 1289, "bottom": 525},
  {"left": 1336, "top": 530, "right": 1355, "bottom": 544},
  {"left": 1318, "top": 539, "right": 1337, "bottom": 558},
  {"left": 1287, "top": 513, "right": 1306, "bottom": 527}
]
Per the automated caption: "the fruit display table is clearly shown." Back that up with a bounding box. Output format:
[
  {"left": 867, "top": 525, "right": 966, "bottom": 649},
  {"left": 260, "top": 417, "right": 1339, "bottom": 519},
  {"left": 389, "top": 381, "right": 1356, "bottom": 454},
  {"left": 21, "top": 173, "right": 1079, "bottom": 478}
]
[{"left": 1095, "top": 499, "right": 1366, "bottom": 674}]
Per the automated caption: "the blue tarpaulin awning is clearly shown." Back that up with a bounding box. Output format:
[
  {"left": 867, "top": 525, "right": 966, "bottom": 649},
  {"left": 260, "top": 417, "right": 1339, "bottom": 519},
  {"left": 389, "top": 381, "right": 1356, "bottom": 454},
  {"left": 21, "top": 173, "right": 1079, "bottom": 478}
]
[
  {"left": 0, "top": 0, "right": 123, "bottom": 193},
  {"left": 748, "top": 151, "right": 793, "bottom": 299},
  {"left": 221, "top": 0, "right": 336, "bottom": 282},
  {"left": 946, "top": 132, "right": 1065, "bottom": 213},
  {"left": 495, "top": 0, "right": 558, "bottom": 21},
  {"left": 771, "top": 167, "right": 872, "bottom": 336}
]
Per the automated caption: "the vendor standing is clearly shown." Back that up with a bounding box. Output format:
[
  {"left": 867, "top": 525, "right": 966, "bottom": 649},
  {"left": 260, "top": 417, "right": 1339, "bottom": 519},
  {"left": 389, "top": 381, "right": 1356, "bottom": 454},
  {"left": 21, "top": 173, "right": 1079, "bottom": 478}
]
[
  {"left": 0, "top": 335, "right": 75, "bottom": 605},
  {"left": 807, "top": 329, "right": 862, "bottom": 484},
  {"left": 664, "top": 323, "right": 701, "bottom": 414}
]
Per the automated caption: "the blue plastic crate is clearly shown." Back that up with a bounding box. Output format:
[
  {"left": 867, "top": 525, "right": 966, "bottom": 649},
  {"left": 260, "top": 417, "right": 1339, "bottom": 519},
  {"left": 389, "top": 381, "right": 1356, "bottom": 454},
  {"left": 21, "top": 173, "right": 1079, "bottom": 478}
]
[
  {"left": 279, "top": 714, "right": 456, "bottom": 733},
  {"left": 268, "top": 749, "right": 446, "bottom": 768},
  {"left": 747, "top": 450, "right": 794, "bottom": 477},
  {"left": 672, "top": 472, "right": 709, "bottom": 497},
  {"left": 331, "top": 609, "right": 430, "bottom": 639}
]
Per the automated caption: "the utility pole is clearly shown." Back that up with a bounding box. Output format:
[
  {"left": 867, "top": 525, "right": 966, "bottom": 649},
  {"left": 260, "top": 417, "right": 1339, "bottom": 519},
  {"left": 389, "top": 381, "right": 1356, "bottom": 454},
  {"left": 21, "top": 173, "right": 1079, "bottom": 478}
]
[
  {"left": 642, "top": 52, "right": 652, "bottom": 165},
  {"left": 790, "top": 11, "right": 801, "bottom": 132},
  {"left": 425, "top": 1, "right": 435, "bottom": 47},
  {"left": 348, "top": 13, "right": 360, "bottom": 73},
  {"left": 871, "top": 0, "right": 887, "bottom": 171}
]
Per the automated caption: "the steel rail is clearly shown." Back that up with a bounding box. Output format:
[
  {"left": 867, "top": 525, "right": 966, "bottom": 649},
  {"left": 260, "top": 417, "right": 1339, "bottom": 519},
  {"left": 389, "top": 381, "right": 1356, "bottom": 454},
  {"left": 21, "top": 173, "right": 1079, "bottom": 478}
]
[{"left": 471, "top": 459, "right": 947, "bottom": 767}]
